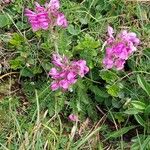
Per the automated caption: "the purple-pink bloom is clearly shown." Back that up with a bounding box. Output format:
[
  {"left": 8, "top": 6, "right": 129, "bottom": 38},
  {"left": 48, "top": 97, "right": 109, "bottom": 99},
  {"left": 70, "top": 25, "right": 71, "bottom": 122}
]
[
  {"left": 25, "top": 0, "right": 68, "bottom": 31},
  {"left": 103, "top": 57, "right": 114, "bottom": 69},
  {"left": 56, "top": 13, "right": 68, "bottom": 28},
  {"left": 49, "top": 54, "right": 89, "bottom": 91},
  {"left": 25, "top": 4, "right": 50, "bottom": 31},
  {"left": 47, "top": 0, "right": 60, "bottom": 10},
  {"left": 3, "top": 0, "right": 11, "bottom": 3},
  {"left": 68, "top": 114, "right": 78, "bottom": 122},
  {"left": 103, "top": 26, "right": 140, "bottom": 70},
  {"left": 46, "top": 0, "right": 60, "bottom": 15},
  {"left": 72, "top": 60, "right": 89, "bottom": 77}
]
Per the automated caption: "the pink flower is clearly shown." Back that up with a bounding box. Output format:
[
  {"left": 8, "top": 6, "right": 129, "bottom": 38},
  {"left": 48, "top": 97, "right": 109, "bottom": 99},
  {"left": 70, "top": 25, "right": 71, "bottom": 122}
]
[
  {"left": 68, "top": 114, "right": 78, "bottom": 122},
  {"left": 107, "top": 26, "right": 115, "bottom": 44},
  {"left": 72, "top": 60, "right": 89, "bottom": 77},
  {"left": 108, "top": 26, "right": 114, "bottom": 38},
  {"left": 49, "top": 54, "right": 89, "bottom": 91},
  {"left": 56, "top": 13, "right": 68, "bottom": 28},
  {"left": 114, "top": 59, "right": 125, "bottom": 70},
  {"left": 52, "top": 54, "right": 66, "bottom": 68},
  {"left": 25, "top": 0, "right": 68, "bottom": 31},
  {"left": 103, "top": 57, "right": 114, "bottom": 69},
  {"left": 3, "top": 0, "right": 11, "bottom": 3},
  {"left": 103, "top": 26, "right": 140, "bottom": 70},
  {"left": 25, "top": 5, "right": 49, "bottom": 31},
  {"left": 51, "top": 81, "right": 59, "bottom": 91},
  {"left": 46, "top": 0, "right": 60, "bottom": 15}
]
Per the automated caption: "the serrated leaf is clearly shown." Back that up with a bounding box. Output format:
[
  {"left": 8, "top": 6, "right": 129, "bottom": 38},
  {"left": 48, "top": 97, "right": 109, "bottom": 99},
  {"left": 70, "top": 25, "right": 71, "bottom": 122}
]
[
  {"left": 10, "top": 57, "right": 24, "bottom": 70},
  {"left": 75, "top": 34, "right": 100, "bottom": 50},
  {"left": 9, "top": 33, "right": 24, "bottom": 47},
  {"left": 114, "top": 113, "right": 125, "bottom": 123},
  {"left": 137, "top": 75, "right": 150, "bottom": 96},
  {"left": 107, "top": 84, "right": 120, "bottom": 97}
]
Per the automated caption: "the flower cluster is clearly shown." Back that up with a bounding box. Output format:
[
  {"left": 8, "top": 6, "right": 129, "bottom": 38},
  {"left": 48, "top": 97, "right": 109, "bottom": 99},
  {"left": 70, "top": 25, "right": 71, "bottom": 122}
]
[
  {"left": 103, "top": 26, "right": 140, "bottom": 70},
  {"left": 68, "top": 114, "right": 78, "bottom": 122},
  {"left": 49, "top": 54, "right": 89, "bottom": 91},
  {"left": 25, "top": 0, "right": 68, "bottom": 31}
]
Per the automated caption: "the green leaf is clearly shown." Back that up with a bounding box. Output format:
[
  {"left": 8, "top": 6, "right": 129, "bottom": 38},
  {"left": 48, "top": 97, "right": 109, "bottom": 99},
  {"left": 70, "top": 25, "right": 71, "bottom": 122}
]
[
  {"left": 20, "top": 67, "right": 33, "bottom": 77},
  {"left": 0, "top": 14, "right": 10, "bottom": 28},
  {"left": 89, "top": 85, "right": 109, "bottom": 98},
  {"left": 141, "top": 136, "right": 150, "bottom": 150},
  {"left": 124, "top": 108, "right": 142, "bottom": 115},
  {"left": 79, "top": 18, "right": 88, "bottom": 24},
  {"left": 10, "top": 57, "right": 24, "bottom": 70},
  {"left": 144, "top": 105, "right": 150, "bottom": 118},
  {"left": 68, "top": 24, "right": 80, "bottom": 35},
  {"left": 75, "top": 34, "right": 100, "bottom": 50},
  {"left": 107, "top": 84, "right": 120, "bottom": 97},
  {"left": 114, "top": 113, "right": 125, "bottom": 123},
  {"left": 137, "top": 75, "right": 150, "bottom": 96},
  {"left": 9, "top": 33, "right": 24, "bottom": 47},
  {"left": 134, "top": 114, "right": 146, "bottom": 127},
  {"left": 112, "top": 99, "right": 121, "bottom": 108},
  {"left": 75, "top": 127, "right": 102, "bottom": 149},
  {"left": 32, "top": 66, "right": 43, "bottom": 75},
  {"left": 131, "top": 100, "right": 146, "bottom": 110},
  {"left": 100, "top": 70, "right": 118, "bottom": 84},
  {"left": 106, "top": 126, "right": 136, "bottom": 139}
]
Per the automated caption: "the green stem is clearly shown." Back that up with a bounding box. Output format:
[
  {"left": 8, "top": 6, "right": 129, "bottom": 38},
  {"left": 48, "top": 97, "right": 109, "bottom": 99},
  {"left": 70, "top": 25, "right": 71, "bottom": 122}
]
[{"left": 50, "top": 28, "right": 59, "bottom": 54}]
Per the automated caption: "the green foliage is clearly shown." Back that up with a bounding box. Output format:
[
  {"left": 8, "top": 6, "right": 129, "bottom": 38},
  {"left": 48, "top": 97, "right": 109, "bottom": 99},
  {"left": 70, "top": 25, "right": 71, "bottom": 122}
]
[
  {"left": 137, "top": 75, "right": 150, "bottom": 96},
  {"left": 74, "top": 34, "right": 100, "bottom": 68},
  {"left": 107, "top": 84, "right": 122, "bottom": 97},
  {"left": 0, "top": 14, "right": 10, "bottom": 28},
  {"left": 106, "top": 126, "right": 136, "bottom": 139},
  {"left": 99, "top": 70, "right": 118, "bottom": 84}
]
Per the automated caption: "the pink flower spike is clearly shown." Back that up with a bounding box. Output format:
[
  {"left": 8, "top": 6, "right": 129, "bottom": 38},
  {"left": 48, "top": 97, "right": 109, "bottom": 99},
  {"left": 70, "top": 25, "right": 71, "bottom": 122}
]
[
  {"left": 68, "top": 114, "right": 78, "bottom": 122},
  {"left": 103, "top": 26, "right": 140, "bottom": 70},
  {"left": 49, "top": 54, "right": 89, "bottom": 91},
  {"left": 56, "top": 13, "right": 68, "bottom": 28},
  {"left": 25, "top": 0, "right": 68, "bottom": 30}
]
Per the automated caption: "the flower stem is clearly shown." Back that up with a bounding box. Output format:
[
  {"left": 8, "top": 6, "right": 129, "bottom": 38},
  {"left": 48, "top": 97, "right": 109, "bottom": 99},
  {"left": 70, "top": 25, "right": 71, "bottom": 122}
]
[{"left": 50, "top": 28, "right": 59, "bottom": 54}]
